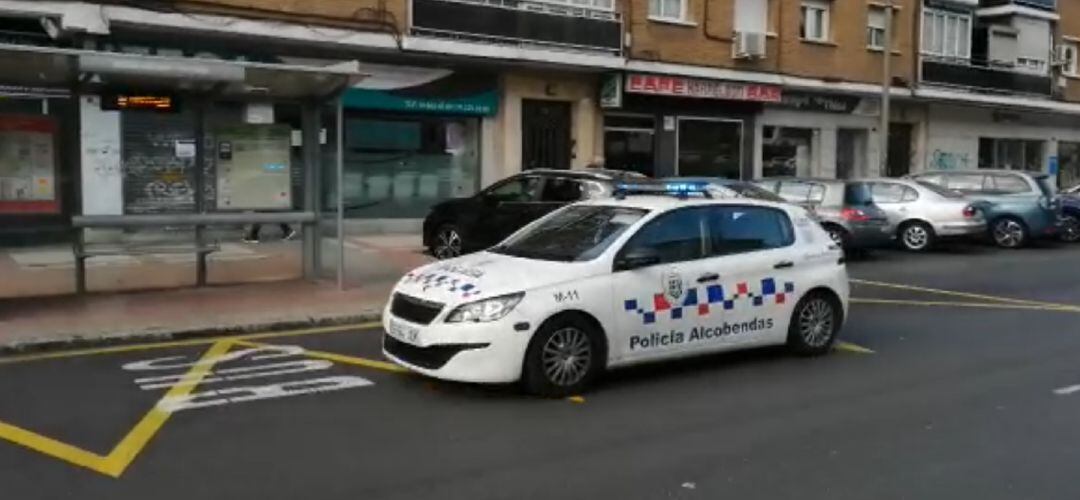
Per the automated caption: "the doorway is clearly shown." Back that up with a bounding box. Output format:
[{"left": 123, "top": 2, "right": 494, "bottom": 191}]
[
  {"left": 836, "top": 128, "right": 867, "bottom": 179},
  {"left": 886, "top": 123, "right": 912, "bottom": 177},
  {"left": 521, "top": 100, "right": 571, "bottom": 170}
]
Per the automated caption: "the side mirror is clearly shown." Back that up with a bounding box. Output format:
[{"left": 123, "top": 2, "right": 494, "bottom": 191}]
[{"left": 615, "top": 247, "right": 661, "bottom": 271}]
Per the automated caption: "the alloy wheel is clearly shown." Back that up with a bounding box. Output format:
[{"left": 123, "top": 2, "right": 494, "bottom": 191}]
[
  {"left": 541, "top": 327, "right": 592, "bottom": 387},
  {"left": 992, "top": 219, "right": 1024, "bottom": 248},
  {"left": 798, "top": 298, "right": 835, "bottom": 348},
  {"left": 902, "top": 224, "right": 929, "bottom": 251},
  {"left": 1062, "top": 216, "right": 1080, "bottom": 243},
  {"left": 433, "top": 228, "right": 463, "bottom": 259}
]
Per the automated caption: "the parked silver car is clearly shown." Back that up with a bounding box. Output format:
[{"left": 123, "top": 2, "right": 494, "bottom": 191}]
[
  {"left": 850, "top": 179, "right": 988, "bottom": 251},
  {"left": 755, "top": 178, "right": 895, "bottom": 250}
]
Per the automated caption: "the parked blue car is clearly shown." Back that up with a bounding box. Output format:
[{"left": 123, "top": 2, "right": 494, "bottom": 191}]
[
  {"left": 908, "top": 169, "right": 1060, "bottom": 248},
  {"left": 1059, "top": 194, "right": 1080, "bottom": 243}
]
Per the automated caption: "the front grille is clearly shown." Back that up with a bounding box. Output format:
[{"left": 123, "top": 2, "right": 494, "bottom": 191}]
[
  {"left": 390, "top": 293, "right": 444, "bottom": 325},
  {"left": 383, "top": 335, "right": 489, "bottom": 370}
]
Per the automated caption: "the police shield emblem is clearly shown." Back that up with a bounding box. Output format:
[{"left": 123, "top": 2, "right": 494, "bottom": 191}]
[{"left": 663, "top": 272, "right": 684, "bottom": 302}]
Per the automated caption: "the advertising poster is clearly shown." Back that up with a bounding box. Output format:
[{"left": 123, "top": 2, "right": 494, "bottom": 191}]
[
  {"left": 0, "top": 116, "right": 58, "bottom": 214},
  {"left": 215, "top": 125, "right": 292, "bottom": 210}
]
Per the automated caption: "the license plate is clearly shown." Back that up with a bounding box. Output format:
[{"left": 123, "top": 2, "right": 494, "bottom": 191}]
[{"left": 388, "top": 318, "right": 420, "bottom": 345}]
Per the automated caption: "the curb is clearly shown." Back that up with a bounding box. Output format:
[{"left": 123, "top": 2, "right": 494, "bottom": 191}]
[{"left": 0, "top": 309, "right": 384, "bottom": 356}]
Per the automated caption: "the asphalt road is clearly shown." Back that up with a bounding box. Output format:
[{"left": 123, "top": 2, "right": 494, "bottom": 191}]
[{"left": 3, "top": 241, "right": 1080, "bottom": 500}]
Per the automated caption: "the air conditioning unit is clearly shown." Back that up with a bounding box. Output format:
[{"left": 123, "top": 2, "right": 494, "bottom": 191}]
[{"left": 734, "top": 31, "right": 766, "bottom": 60}]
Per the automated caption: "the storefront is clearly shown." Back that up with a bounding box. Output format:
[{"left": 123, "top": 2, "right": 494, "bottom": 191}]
[
  {"left": 338, "top": 64, "right": 495, "bottom": 221},
  {"left": 601, "top": 73, "right": 779, "bottom": 180},
  {"left": 755, "top": 91, "right": 882, "bottom": 180}
]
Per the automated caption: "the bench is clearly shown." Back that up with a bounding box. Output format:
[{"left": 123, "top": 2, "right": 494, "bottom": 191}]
[{"left": 71, "top": 212, "right": 317, "bottom": 294}]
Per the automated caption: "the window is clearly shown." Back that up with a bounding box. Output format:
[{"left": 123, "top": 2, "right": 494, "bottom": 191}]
[
  {"left": 987, "top": 175, "right": 1032, "bottom": 194},
  {"left": 867, "top": 6, "right": 886, "bottom": 50},
  {"left": 763, "top": 127, "right": 815, "bottom": 177},
  {"left": 620, "top": 208, "right": 707, "bottom": 266},
  {"left": 493, "top": 206, "right": 647, "bottom": 262},
  {"left": 901, "top": 186, "right": 919, "bottom": 202},
  {"left": 843, "top": 183, "right": 873, "bottom": 206},
  {"left": 869, "top": 182, "right": 907, "bottom": 203},
  {"left": 708, "top": 206, "right": 794, "bottom": 256},
  {"left": 777, "top": 181, "right": 827, "bottom": 204},
  {"left": 944, "top": 174, "right": 987, "bottom": 192},
  {"left": 484, "top": 176, "right": 541, "bottom": 203},
  {"left": 677, "top": 118, "right": 742, "bottom": 179},
  {"left": 922, "top": 9, "right": 971, "bottom": 59},
  {"left": 540, "top": 177, "right": 586, "bottom": 203},
  {"left": 801, "top": 0, "right": 830, "bottom": 42},
  {"left": 540, "top": 0, "right": 614, "bottom": 10},
  {"left": 1062, "top": 41, "right": 1079, "bottom": 77},
  {"left": 735, "top": 0, "right": 768, "bottom": 33},
  {"left": 649, "top": 0, "right": 685, "bottom": 21},
  {"left": 604, "top": 115, "right": 656, "bottom": 177},
  {"left": 1017, "top": 57, "right": 1046, "bottom": 73},
  {"left": 979, "top": 138, "right": 1044, "bottom": 171}
]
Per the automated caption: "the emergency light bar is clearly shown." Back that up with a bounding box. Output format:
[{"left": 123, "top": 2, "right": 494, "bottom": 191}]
[{"left": 613, "top": 181, "right": 713, "bottom": 200}]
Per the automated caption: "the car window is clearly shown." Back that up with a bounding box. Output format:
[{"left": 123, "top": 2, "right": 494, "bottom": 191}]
[
  {"left": 987, "top": 175, "right": 1032, "bottom": 194},
  {"left": 916, "top": 174, "right": 945, "bottom": 186},
  {"left": 491, "top": 205, "right": 647, "bottom": 262},
  {"left": 619, "top": 208, "right": 708, "bottom": 266},
  {"left": 723, "top": 183, "right": 787, "bottom": 203},
  {"left": 485, "top": 176, "right": 541, "bottom": 202},
  {"left": 916, "top": 180, "right": 964, "bottom": 199},
  {"left": 945, "top": 174, "right": 986, "bottom": 192},
  {"left": 708, "top": 206, "right": 794, "bottom": 256},
  {"left": 777, "top": 181, "right": 826, "bottom": 204},
  {"left": 869, "top": 183, "right": 907, "bottom": 203},
  {"left": 844, "top": 183, "right": 873, "bottom": 206},
  {"left": 901, "top": 186, "right": 919, "bottom": 202},
  {"left": 540, "top": 177, "right": 586, "bottom": 203}
]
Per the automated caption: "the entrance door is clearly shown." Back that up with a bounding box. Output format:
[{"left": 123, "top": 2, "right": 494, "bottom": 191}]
[
  {"left": 886, "top": 123, "right": 913, "bottom": 178},
  {"left": 522, "top": 100, "right": 571, "bottom": 170},
  {"left": 836, "top": 128, "right": 867, "bottom": 179}
]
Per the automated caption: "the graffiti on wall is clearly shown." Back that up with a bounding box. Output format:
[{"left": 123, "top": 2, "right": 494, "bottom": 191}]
[{"left": 930, "top": 149, "right": 972, "bottom": 171}]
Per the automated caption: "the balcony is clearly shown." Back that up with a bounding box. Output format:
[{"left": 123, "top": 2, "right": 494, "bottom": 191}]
[
  {"left": 980, "top": 0, "right": 1055, "bottom": 11},
  {"left": 410, "top": 0, "right": 623, "bottom": 54},
  {"left": 921, "top": 57, "right": 1052, "bottom": 96}
]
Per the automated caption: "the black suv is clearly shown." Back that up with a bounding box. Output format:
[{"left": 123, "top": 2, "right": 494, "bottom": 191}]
[{"left": 423, "top": 169, "right": 645, "bottom": 258}]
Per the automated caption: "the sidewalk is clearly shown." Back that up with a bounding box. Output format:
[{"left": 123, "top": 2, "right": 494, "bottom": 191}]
[{"left": 0, "top": 234, "right": 433, "bottom": 351}]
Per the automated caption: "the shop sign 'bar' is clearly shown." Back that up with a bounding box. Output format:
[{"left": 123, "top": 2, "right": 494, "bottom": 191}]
[{"left": 625, "top": 73, "right": 782, "bottom": 103}]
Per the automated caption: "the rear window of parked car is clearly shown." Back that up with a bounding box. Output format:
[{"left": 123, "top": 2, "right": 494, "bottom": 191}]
[
  {"left": 986, "top": 175, "right": 1031, "bottom": 194},
  {"left": 843, "top": 183, "right": 873, "bottom": 206},
  {"left": 777, "top": 182, "right": 826, "bottom": 204}
]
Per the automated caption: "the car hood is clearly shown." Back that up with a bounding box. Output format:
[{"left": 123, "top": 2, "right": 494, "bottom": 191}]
[{"left": 393, "top": 252, "right": 595, "bottom": 306}]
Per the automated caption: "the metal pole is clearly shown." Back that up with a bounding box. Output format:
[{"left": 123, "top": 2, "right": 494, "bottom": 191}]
[
  {"left": 194, "top": 96, "right": 208, "bottom": 286},
  {"left": 880, "top": 0, "right": 894, "bottom": 177},
  {"left": 336, "top": 98, "right": 345, "bottom": 290}
]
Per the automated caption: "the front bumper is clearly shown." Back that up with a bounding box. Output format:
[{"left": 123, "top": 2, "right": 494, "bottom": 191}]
[
  {"left": 381, "top": 311, "right": 532, "bottom": 384},
  {"left": 935, "top": 219, "right": 986, "bottom": 237}
]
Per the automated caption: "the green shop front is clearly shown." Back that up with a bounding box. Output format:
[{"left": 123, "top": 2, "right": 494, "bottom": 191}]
[{"left": 333, "top": 66, "right": 497, "bottom": 222}]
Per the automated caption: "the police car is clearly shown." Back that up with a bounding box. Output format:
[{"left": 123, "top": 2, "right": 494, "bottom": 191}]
[{"left": 383, "top": 182, "right": 850, "bottom": 396}]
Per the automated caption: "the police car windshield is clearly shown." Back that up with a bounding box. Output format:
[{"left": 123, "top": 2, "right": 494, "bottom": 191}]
[{"left": 491, "top": 205, "right": 648, "bottom": 262}]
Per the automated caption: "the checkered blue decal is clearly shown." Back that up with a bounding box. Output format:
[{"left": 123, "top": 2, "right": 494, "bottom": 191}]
[
  {"left": 625, "top": 278, "right": 795, "bottom": 324},
  {"left": 404, "top": 272, "right": 482, "bottom": 298}
]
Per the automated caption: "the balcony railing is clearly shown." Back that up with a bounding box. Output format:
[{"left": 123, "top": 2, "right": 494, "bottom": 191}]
[
  {"left": 921, "top": 57, "right": 1052, "bottom": 96},
  {"left": 980, "top": 0, "right": 1056, "bottom": 11},
  {"left": 410, "top": 0, "right": 623, "bottom": 54}
]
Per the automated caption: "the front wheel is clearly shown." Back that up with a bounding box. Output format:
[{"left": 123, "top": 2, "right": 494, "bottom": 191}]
[
  {"left": 1060, "top": 215, "right": 1080, "bottom": 243},
  {"left": 899, "top": 221, "right": 935, "bottom": 252},
  {"left": 787, "top": 292, "right": 841, "bottom": 356},
  {"left": 991, "top": 217, "right": 1028, "bottom": 249},
  {"left": 522, "top": 315, "right": 603, "bottom": 397}
]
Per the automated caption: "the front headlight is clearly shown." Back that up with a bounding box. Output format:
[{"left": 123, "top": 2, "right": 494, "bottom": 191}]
[{"left": 445, "top": 292, "right": 524, "bottom": 323}]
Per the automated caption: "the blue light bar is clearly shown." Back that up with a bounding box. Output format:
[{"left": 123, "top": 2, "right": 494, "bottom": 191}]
[{"left": 614, "top": 181, "right": 712, "bottom": 199}]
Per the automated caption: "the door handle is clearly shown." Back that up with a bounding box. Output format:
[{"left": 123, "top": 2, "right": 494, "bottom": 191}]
[
  {"left": 773, "top": 261, "right": 795, "bottom": 269},
  {"left": 696, "top": 273, "right": 720, "bottom": 283}
]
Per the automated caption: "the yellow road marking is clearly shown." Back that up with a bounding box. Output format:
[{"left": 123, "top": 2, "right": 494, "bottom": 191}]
[
  {"left": 834, "top": 341, "right": 875, "bottom": 354},
  {"left": 231, "top": 339, "right": 407, "bottom": 373},
  {"left": 851, "top": 278, "right": 1080, "bottom": 311},
  {"left": 0, "top": 322, "right": 382, "bottom": 366},
  {"left": 567, "top": 395, "right": 586, "bottom": 404},
  {"left": 852, "top": 297, "right": 1080, "bottom": 312},
  {"left": 0, "top": 340, "right": 234, "bottom": 478}
]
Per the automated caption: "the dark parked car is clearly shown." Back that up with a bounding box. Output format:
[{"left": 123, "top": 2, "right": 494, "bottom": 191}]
[
  {"left": 1059, "top": 193, "right": 1080, "bottom": 243},
  {"left": 423, "top": 169, "right": 646, "bottom": 259},
  {"left": 909, "top": 170, "right": 1060, "bottom": 248},
  {"left": 755, "top": 178, "right": 895, "bottom": 250}
]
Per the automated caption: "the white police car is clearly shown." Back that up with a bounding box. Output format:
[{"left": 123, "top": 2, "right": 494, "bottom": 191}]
[{"left": 383, "top": 182, "right": 850, "bottom": 396}]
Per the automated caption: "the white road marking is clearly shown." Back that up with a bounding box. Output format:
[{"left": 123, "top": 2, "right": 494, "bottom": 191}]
[
  {"left": 1053, "top": 384, "right": 1080, "bottom": 396},
  {"left": 134, "top": 359, "right": 332, "bottom": 390},
  {"left": 156, "top": 376, "right": 374, "bottom": 412},
  {"left": 122, "top": 345, "right": 305, "bottom": 371}
]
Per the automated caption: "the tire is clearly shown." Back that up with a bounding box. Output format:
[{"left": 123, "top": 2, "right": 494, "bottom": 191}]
[
  {"left": 823, "top": 224, "right": 850, "bottom": 249},
  {"left": 431, "top": 224, "right": 464, "bottom": 260},
  {"left": 990, "top": 217, "right": 1028, "bottom": 249},
  {"left": 899, "top": 221, "right": 936, "bottom": 252},
  {"left": 522, "top": 315, "right": 604, "bottom": 397},
  {"left": 1060, "top": 214, "right": 1080, "bottom": 243},
  {"left": 786, "top": 292, "right": 842, "bottom": 356}
]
